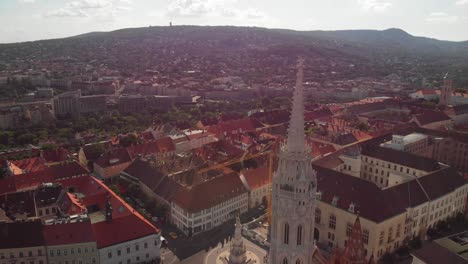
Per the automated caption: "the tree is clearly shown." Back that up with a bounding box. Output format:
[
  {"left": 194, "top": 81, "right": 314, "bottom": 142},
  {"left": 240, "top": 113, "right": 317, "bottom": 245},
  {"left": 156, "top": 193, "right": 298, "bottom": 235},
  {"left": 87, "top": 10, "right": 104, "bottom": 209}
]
[{"left": 16, "top": 133, "right": 36, "bottom": 145}]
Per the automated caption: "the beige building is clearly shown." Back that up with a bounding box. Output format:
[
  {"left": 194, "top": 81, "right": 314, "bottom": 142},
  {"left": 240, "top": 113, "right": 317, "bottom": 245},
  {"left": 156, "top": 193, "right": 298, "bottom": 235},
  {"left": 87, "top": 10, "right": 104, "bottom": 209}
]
[
  {"left": 381, "top": 133, "right": 432, "bottom": 158},
  {"left": 239, "top": 166, "right": 271, "bottom": 208},
  {"left": 313, "top": 165, "right": 467, "bottom": 261},
  {"left": 43, "top": 217, "right": 99, "bottom": 264},
  {"left": 359, "top": 146, "right": 441, "bottom": 188}
]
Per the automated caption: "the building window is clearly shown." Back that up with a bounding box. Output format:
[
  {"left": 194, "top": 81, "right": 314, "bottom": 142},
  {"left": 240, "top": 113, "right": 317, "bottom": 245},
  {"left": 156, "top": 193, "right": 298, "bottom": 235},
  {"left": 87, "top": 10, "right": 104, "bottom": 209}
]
[
  {"left": 396, "top": 224, "right": 401, "bottom": 238},
  {"left": 297, "top": 225, "right": 303, "bottom": 246},
  {"left": 315, "top": 209, "right": 321, "bottom": 224},
  {"left": 135, "top": 244, "right": 139, "bottom": 251},
  {"left": 127, "top": 248, "right": 130, "bottom": 254},
  {"left": 108, "top": 252, "right": 112, "bottom": 259},
  {"left": 296, "top": 259, "right": 301, "bottom": 264},
  {"left": 329, "top": 215, "right": 336, "bottom": 230},
  {"left": 379, "top": 231, "right": 384, "bottom": 245},
  {"left": 284, "top": 223, "right": 290, "bottom": 244},
  {"left": 117, "top": 250, "right": 121, "bottom": 256},
  {"left": 346, "top": 223, "right": 353, "bottom": 237},
  {"left": 144, "top": 242, "right": 148, "bottom": 249},
  {"left": 283, "top": 258, "right": 288, "bottom": 264},
  {"left": 388, "top": 227, "right": 393, "bottom": 242},
  {"left": 363, "top": 229, "right": 369, "bottom": 244}
]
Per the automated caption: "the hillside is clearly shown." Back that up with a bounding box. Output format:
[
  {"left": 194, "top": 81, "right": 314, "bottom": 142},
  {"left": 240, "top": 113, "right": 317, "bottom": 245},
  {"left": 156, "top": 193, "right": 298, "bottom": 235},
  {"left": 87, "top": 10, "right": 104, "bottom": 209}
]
[{"left": 1, "top": 26, "right": 468, "bottom": 86}]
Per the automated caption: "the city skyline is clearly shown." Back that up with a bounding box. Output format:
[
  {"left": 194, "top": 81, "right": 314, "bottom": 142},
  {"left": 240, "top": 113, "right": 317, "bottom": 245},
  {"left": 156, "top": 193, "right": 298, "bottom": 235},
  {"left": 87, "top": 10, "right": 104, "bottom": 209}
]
[{"left": 1, "top": 0, "right": 468, "bottom": 43}]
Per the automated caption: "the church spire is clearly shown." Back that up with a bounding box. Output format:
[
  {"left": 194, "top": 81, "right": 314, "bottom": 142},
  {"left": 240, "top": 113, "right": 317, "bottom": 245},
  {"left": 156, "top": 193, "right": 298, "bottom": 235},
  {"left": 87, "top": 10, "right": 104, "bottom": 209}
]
[{"left": 286, "top": 57, "right": 307, "bottom": 154}]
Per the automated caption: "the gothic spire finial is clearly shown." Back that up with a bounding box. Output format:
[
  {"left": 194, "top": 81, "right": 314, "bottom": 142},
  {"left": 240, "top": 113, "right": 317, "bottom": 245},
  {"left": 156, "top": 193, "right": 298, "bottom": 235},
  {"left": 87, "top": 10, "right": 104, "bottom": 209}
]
[{"left": 286, "top": 57, "right": 307, "bottom": 153}]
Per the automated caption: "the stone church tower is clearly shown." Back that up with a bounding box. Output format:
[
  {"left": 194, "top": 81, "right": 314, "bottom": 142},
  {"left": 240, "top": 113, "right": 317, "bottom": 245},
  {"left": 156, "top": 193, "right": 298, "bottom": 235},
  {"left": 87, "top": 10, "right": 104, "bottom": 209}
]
[{"left": 268, "top": 59, "right": 318, "bottom": 264}]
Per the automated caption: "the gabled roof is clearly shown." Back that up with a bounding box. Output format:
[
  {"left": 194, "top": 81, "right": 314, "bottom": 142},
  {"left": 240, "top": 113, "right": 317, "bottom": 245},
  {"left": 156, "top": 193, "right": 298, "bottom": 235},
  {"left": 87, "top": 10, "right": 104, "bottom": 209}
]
[
  {"left": 241, "top": 166, "right": 270, "bottom": 190},
  {"left": 414, "top": 110, "right": 451, "bottom": 125},
  {"left": 305, "top": 107, "right": 333, "bottom": 121},
  {"left": 412, "top": 241, "right": 467, "bottom": 264},
  {"left": 81, "top": 142, "right": 111, "bottom": 162},
  {"left": 362, "top": 145, "right": 440, "bottom": 172},
  {"left": 122, "top": 159, "right": 166, "bottom": 191},
  {"left": 43, "top": 220, "right": 95, "bottom": 246},
  {"left": 57, "top": 175, "right": 159, "bottom": 248},
  {"left": 13, "top": 161, "right": 88, "bottom": 191},
  {"left": 41, "top": 147, "right": 70, "bottom": 163},
  {"left": 157, "top": 171, "right": 248, "bottom": 213},
  {"left": 207, "top": 118, "right": 264, "bottom": 136},
  {"left": 91, "top": 213, "right": 157, "bottom": 248},
  {"left": 314, "top": 166, "right": 466, "bottom": 223},
  {"left": 0, "top": 220, "right": 44, "bottom": 249},
  {"left": 94, "top": 148, "right": 132, "bottom": 168},
  {"left": 9, "top": 157, "right": 47, "bottom": 175}
]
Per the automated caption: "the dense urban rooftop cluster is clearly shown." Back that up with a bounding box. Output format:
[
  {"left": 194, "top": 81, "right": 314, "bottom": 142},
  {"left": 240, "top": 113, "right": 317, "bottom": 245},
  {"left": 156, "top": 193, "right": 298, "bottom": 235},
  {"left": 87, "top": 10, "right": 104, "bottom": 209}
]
[{"left": 0, "top": 26, "right": 468, "bottom": 264}]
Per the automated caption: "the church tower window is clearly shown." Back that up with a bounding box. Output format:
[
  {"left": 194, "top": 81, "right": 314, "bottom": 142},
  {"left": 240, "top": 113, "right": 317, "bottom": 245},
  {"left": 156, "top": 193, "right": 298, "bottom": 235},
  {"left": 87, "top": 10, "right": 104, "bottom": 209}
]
[
  {"left": 284, "top": 223, "right": 290, "bottom": 244},
  {"left": 297, "top": 225, "right": 303, "bottom": 245}
]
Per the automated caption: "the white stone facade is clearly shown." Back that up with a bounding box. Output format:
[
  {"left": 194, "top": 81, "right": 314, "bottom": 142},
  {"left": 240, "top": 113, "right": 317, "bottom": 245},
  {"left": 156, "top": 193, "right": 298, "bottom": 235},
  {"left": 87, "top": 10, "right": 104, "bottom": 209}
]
[{"left": 98, "top": 234, "right": 160, "bottom": 264}]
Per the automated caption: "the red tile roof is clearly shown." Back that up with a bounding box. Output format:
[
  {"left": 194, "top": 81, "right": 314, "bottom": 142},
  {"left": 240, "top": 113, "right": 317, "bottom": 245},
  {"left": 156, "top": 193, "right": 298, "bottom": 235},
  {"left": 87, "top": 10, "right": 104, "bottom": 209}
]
[
  {"left": 314, "top": 166, "right": 466, "bottom": 222},
  {"left": 94, "top": 148, "right": 132, "bottom": 168},
  {"left": 92, "top": 213, "right": 158, "bottom": 248},
  {"left": 41, "top": 147, "right": 70, "bottom": 163},
  {"left": 0, "top": 220, "right": 45, "bottom": 249},
  {"left": 158, "top": 171, "right": 247, "bottom": 213},
  {"left": 207, "top": 118, "right": 264, "bottom": 137},
  {"left": 9, "top": 157, "right": 47, "bottom": 175},
  {"left": 43, "top": 220, "right": 96, "bottom": 246},
  {"left": 0, "top": 176, "right": 16, "bottom": 195},
  {"left": 241, "top": 166, "right": 270, "bottom": 190},
  {"left": 57, "top": 176, "right": 159, "bottom": 248},
  {"left": 414, "top": 110, "right": 451, "bottom": 126}
]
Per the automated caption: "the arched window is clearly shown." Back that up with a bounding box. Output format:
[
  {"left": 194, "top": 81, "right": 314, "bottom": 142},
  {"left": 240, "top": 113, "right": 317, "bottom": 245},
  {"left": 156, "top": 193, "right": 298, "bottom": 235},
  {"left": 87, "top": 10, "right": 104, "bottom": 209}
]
[
  {"left": 296, "top": 259, "right": 301, "bottom": 264},
  {"left": 329, "top": 214, "right": 336, "bottom": 230},
  {"left": 284, "top": 223, "right": 290, "bottom": 244},
  {"left": 283, "top": 257, "right": 288, "bottom": 264},
  {"left": 297, "top": 225, "right": 303, "bottom": 246},
  {"left": 315, "top": 208, "right": 321, "bottom": 224}
]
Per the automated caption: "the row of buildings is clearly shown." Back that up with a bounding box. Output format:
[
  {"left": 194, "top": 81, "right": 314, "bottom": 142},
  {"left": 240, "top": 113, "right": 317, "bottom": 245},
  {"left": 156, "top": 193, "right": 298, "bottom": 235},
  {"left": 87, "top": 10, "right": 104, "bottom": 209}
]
[{"left": 0, "top": 161, "right": 161, "bottom": 264}]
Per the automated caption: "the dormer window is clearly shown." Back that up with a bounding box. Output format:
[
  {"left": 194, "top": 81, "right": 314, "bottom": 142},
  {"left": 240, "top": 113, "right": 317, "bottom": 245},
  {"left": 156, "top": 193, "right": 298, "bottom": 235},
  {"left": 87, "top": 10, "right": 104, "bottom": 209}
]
[
  {"left": 348, "top": 202, "right": 355, "bottom": 213},
  {"left": 316, "top": 191, "right": 322, "bottom": 200},
  {"left": 332, "top": 195, "right": 339, "bottom": 206}
]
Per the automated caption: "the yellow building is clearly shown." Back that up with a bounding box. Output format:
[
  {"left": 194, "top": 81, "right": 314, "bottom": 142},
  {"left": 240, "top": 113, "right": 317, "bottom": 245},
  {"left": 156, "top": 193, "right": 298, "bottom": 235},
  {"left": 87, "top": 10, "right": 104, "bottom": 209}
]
[{"left": 313, "top": 166, "right": 467, "bottom": 261}]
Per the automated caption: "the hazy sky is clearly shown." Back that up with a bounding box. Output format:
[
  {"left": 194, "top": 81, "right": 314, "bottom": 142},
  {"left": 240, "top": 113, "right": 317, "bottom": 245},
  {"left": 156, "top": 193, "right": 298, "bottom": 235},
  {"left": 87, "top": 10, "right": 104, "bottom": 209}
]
[{"left": 1, "top": 0, "right": 468, "bottom": 43}]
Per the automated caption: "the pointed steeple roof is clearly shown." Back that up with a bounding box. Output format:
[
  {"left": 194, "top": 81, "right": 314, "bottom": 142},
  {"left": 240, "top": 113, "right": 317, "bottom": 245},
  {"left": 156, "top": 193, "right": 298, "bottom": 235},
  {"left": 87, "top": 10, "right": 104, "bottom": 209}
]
[
  {"left": 341, "top": 215, "right": 366, "bottom": 263},
  {"left": 286, "top": 58, "right": 307, "bottom": 154}
]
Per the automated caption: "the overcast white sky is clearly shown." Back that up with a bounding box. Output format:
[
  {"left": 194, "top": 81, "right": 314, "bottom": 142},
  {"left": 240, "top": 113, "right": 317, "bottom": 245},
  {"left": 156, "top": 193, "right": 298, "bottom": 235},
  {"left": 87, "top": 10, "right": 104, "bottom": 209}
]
[{"left": 1, "top": 0, "right": 468, "bottom": 43}]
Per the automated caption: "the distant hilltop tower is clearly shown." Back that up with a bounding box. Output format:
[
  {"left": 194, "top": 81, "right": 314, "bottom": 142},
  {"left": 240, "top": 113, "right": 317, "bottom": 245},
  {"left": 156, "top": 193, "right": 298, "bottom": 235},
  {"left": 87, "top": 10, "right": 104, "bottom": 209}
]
[
  {"left": 169, "top": 21, "right": 173, "bottom": 27},
  {"left": 439, "top": 73, "right": 452, "bottom": 107}
]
